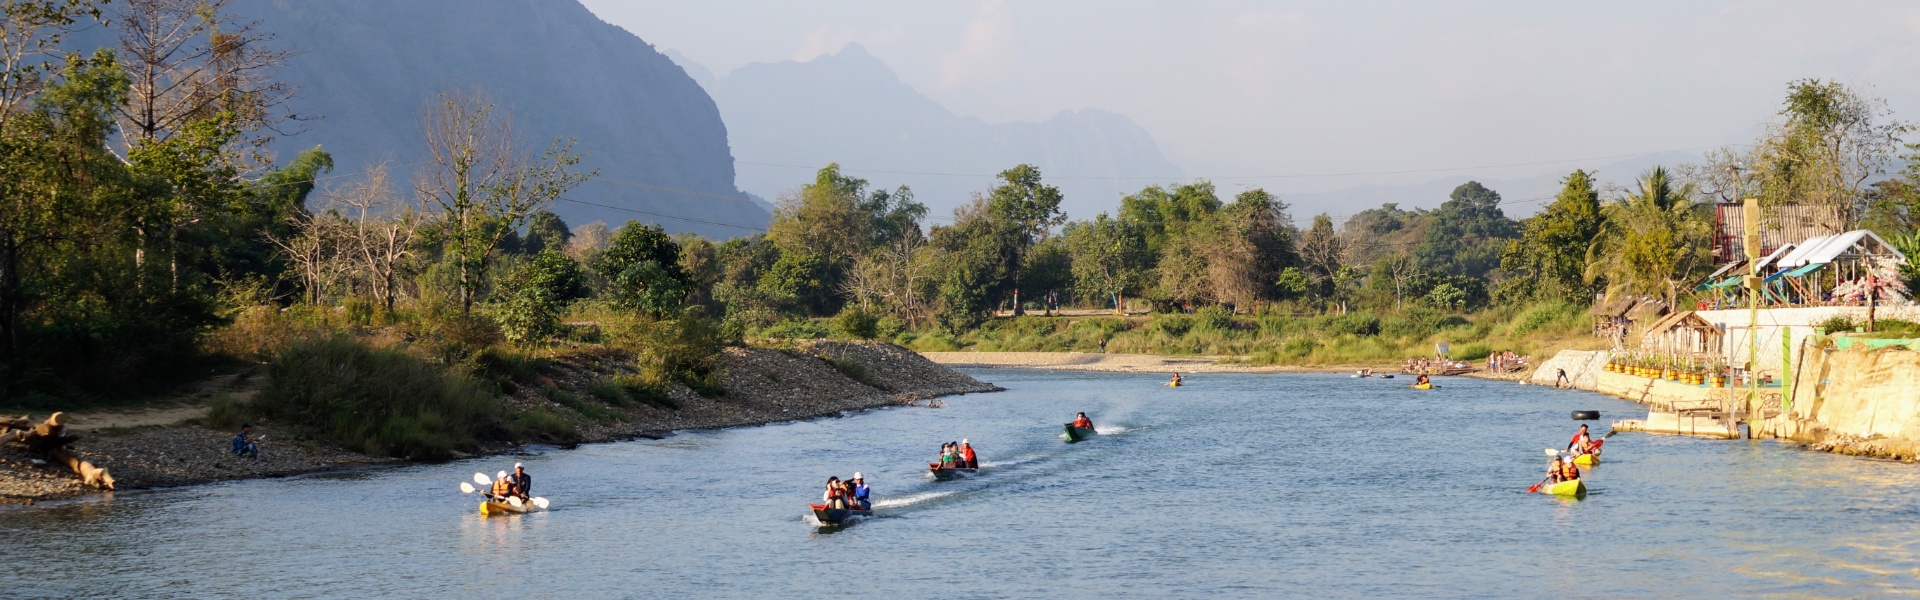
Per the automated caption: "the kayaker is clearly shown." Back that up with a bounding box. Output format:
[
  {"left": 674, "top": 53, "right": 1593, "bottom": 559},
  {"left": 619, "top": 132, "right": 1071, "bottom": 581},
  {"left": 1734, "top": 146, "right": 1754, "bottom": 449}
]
[
  {"left": 230, "top": 423, "right": 260, "bottom": 460},
  {"left": 1544, "top": 452, "right": 1580, "bottom": 483},
  {"left": 1415, "top": 374, "right": 1430, "bottom": 386},
  {"left": 1170, "top": 373, "right": 1182, "bottom": 386},
  {"left": 823, "top": 476, "right": 847, "bottom": 510},
  {"left": 490, "top": 470, "right": 514, "bottom": 501},
  {"left": 1566, "top": 424, "right": 1593, "bottom": 454},
  {"left": 850, "top": 473, "right": 871, "bottom": 510},
  {"left": 960, "top": 440, "right": 977, "bottom": 469},
  {"left": 1071, "top": 412, "right": 1094, "bottom": 430},
  {"left": 508, "top": 463, "right": 532, "bottom": 500}
]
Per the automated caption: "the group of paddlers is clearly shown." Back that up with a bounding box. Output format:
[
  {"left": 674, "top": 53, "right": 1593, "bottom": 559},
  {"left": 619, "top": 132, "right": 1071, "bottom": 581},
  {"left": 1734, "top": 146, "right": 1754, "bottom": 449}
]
[
  {"left": 821, "top": 473, "right": 871, "bottom": 511},
  {"left": 937, "top": 440, "right": 978, "bottom": 469},
  {"left": 487, "top": 463, "right": 534, "bottom": 503},
  {"left": 1542, "top": 424, "right": 1603, "bottom": 484}
]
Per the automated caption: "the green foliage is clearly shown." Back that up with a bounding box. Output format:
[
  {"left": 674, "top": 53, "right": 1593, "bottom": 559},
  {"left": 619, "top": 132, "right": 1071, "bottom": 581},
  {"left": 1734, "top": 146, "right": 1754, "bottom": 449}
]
[
  {"left": 496, "top": 250, "right": 587, "bottom": 345},
  {"left": 1815, "top": 315, "right": 1858, "bottom": 334},
  {"left": 603, "top": 307, "right": 727, "bottom": 401},
  {"left": 1501, "top": 170, "right": 1603, "bottom": 302},
  {"left": 595, "top": 222, "right": 690, "bottom": 317},
  {"left": 761, "top": 318, "right": 831, "bottom": 339},
  {"left": 1586, "top": 167, "right": 1712, "bottom": 307},
  {"left": 254, "top": 335, "right": 500, "bottom": 460},
  {"left": 824, "top": 356, "right": 876, "bottom": 387},
  {"left": 206, "top": 393, "right": 248, "bottom": 431},
  {"left": 1452, "top": 342, "right": 1494, "bottom": 361},
  {"left": 1325, "top": 313, "right": 1382, "bottom": 336},
  {"left": 517, "top": 210, "right": 571, "bottom": 255},
  {"left": 833, "top": 307, "right": 880, "bottom": 339}
]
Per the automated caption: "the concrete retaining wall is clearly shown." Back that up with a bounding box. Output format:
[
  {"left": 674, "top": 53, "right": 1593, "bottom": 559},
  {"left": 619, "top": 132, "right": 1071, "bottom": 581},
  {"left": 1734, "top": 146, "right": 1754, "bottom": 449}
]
[
  {"left": 1694, "top": 305, "right": 1920, "bottom": 378},
  {"left": 1771, "top": 347, "right": 1920, "bottom": 441},
  {"left": 1528, "top": 350, "right": 1610, "bottom": 390}
]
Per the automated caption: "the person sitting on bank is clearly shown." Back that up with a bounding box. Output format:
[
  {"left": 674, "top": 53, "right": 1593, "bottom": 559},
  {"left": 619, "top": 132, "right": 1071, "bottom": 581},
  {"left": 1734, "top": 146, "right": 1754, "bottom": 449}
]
[
  {"left": 231, "top": 423, "right": 261, "bottom": 460},
  {"left": 960, "top": 439, "right": 977, "bottom": 469},
  {"left": 1071, "top": 412, "right": 1094, "bottom": 430},
  {"left": 850, "top": 472, "right": 871, "bottom": 510},
  {"left": 508, "top": 463, "right": 532, "bottom": 501},
  {"left": 1567, "top": 424, "right": 1593, "bottom": 455}
]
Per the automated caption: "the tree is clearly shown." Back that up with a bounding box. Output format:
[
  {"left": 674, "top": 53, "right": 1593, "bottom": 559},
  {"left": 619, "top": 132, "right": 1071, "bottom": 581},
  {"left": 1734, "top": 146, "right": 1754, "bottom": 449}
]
[
  {"left": 767, "top": 163, "right": 874, "bottom": 263},
  {"left": 0, "top": 0, "right": 103, "bottom": 137},
  {"left": 1860, "top": 143, "right": 1920, "bottom": 236},
  {"left": 1062, "top": 214, "right": 1147, "bottom": 314},
  {"left": 497, "top": 250, "right": 586, "bottom": 345},
  {"left": 111, "top": 0, "right": 298, "bottom": 162},
  {"left": 1500, "top": 169, "right": 1603, "bottom": 303},
  {"left": 1416, "top": 181, "right": 1518, "bottom": 278},
  {"left": 333, "top": 165, "right": 421, "bottom": 313},
  {"left": 518, "top": 210, "right": 570, "bottom": 256},
  {"left": 417, "top": 90, "right": 592, "bottom": 314},
  {"left": 985, "top": 164, "right": 1065, "bottom": 312},
  {"left": 1586, "top": 167, "right": 1712, "bottom": 307},
  {"left": 1207, "top": 188, "right": 1297, "bottom": 310},
  {"left": 594, "top": 222, "right": 688, "bottom": 318},
  {"left": 1298, "top": 213, "right": 1345, "bottom": 302},
  {"left": 1749, "top": 79, "right": 1910, "bottom": 230}
]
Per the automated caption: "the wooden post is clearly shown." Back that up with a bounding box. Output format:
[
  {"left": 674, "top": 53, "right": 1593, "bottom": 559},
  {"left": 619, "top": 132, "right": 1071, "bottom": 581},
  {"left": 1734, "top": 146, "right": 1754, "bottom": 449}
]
[{"left": 1744, "top": 199, "right": 1762, "bottom": 438}]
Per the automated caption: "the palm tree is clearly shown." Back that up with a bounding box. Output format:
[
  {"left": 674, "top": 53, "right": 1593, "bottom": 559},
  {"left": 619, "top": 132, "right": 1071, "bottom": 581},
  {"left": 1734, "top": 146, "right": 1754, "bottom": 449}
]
[{"left": 1585, "top": 167, "right": 1714, "bottom": 308}]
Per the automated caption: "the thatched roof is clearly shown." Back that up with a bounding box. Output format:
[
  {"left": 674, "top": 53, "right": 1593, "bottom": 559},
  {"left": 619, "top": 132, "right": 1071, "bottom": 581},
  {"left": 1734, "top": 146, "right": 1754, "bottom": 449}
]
[{"left": 1588, "top": 295, "right": 1637, "bottom": 318}]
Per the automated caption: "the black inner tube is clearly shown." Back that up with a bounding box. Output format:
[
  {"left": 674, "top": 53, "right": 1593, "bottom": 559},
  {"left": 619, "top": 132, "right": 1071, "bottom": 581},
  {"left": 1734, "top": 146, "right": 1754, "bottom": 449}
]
[{"left": 1571, "top": 410, "right": 1601, "bottom": 421}]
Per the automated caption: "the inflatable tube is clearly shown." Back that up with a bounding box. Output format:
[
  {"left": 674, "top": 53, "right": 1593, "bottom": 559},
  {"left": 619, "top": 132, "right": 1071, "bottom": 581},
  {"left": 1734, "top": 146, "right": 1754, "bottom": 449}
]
[{"left": 1571, "top": 410, "right": 1601, "bottom": 421}]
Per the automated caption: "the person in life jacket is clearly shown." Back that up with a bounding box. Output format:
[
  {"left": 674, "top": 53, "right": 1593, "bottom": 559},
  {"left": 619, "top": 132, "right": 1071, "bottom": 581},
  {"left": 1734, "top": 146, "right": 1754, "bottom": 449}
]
[
  {"left": 1416, "top": 374, "right": 1431, "bottom": 386},
  {"left": 1071, "top": 412, "right": 1094, "bottom": 430},
  {"left": 850, "top": 473, "right": 871, "bottom": 510},
  {"left": 1170, "top": 373, "right": 1182, "bottom": 385},
  {"left": 490, "top": 470, "right": 514, "bottom": 502},
  {"left": 823, "top": 476, "right": 847, "bottom": 510},
  {"left": 508, "top": 463, "right": 532, "bottom": 500},
  {"left": 1567, "top": 424, "right": 1594, "bottom": 455},
  {"left": 1544, "top": 452, "right": 1580, "bottom": 483},
  {"left": 960, "top": 439, "right": 977, "bottom": 469}
]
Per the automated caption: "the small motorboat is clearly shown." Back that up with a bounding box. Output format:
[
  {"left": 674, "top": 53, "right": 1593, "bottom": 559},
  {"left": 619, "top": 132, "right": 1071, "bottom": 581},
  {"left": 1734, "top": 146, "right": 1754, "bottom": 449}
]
[
  {"left": 1541, "top": 479, "right": 1587, "bottom": 497},
  {"left": 929, "top": 463, "right": 978, "bottom": 480},
  {"left": 1063, "top": 424, "right": 1096, "bottom": 442},
  {"left": 809, "top": 503, "right": 872, "bottom": 525}
]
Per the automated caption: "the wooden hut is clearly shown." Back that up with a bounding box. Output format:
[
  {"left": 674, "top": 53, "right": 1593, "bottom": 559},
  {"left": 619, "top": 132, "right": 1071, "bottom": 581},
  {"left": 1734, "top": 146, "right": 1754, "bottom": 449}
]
[
  {"left": 1590, "top": 296, "right": 1668, "bottom": 345},
  {"left": 1640, "top": 311, "right": 1722, "bottom": 358}
]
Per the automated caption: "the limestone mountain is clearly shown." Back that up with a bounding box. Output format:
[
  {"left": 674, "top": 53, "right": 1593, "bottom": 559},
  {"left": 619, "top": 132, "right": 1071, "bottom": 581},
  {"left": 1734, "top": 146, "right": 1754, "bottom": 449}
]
[
  {"left": 220, "top": 0, "right": 768, "bottom": 238},
  {"left": 695, "top": 44, "right": 1184, "bottom": 220}
]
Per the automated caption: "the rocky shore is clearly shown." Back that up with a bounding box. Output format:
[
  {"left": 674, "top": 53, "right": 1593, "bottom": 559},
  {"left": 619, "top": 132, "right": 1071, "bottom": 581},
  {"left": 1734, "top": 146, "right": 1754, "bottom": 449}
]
[{"left": 1, "top": 341, "right": 997, "bottom": 505}]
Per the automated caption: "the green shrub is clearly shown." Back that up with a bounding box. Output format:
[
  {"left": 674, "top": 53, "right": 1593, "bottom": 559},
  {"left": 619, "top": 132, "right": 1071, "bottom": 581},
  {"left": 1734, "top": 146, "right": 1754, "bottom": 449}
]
[
  {"left": 1452, "top": 342, "right": 1493, "bottom": 361},
  {"left": 833, "top": 307, "right": 880, "bottom": 339},
  {"left": 1508, "top": 302, "right": 1579, "bottom": 337},
  {"left": 254, "top": 335, "right": 500, "bottom": 461},
  {"left": 543, "top": 388, "right": 607, "bottom": 421},
  {"left": 468, "top": 346, "right": 548, "bottom": 386},
  {"left": 1816, "top": 315, "right": 1858, "bottom": 334},
  {"left": 1193, "top": 306, "right": 1234, "bottom": 332},
  {"left": 1281, "top": 337, "right": 1318, "bottom": 359},
  {"left": 825, "top": 356, "right": 878, "bottom": 387},
  {"left": 206, "top": 393, "right": 248, "bottom": 431},
  {"left": 1151, "top": 314, "right": 1193, "bottom": 337},
  {"left": 1326, "top": 313, "right": 1382, "bottom": 336}
]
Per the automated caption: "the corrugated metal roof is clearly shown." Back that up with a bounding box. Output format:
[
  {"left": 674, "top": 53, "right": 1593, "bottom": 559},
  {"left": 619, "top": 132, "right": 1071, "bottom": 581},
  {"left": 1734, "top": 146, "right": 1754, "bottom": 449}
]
[{"left": 1777, "top": 230, "right": 1903, "bottom": 268}]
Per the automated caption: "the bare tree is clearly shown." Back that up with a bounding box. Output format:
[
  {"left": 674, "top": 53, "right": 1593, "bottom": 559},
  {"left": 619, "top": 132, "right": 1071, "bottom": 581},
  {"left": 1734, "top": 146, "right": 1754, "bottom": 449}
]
[
  {"left": 112, "top": 0, "right": 297, "bottom": 160},
  {"left": 0, "top": 0, "right": 99, "bottom": 136},
  {"left": 269, "top": 208, "right": 348, "bottom": 305},
  {"left": 418, "top": 90, "right": 593, "bottom": 314},
  {"left": 330, "top": 165, "right": 422, "bottom": 314}
]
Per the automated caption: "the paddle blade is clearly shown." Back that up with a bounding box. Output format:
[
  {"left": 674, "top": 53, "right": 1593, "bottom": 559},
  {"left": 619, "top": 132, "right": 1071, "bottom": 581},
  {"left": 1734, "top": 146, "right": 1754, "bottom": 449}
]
[
  {"left": 460, "top": 482, "right": 476, "bottom": 494},
  {"left": 532, "top": 497, "right": 549, "bottom": 509},
  {"left": 473, "top": 472, "right": 491, "bottom": 485},
  {"left": 1604, "top": 430, "right": 1620, "bottom": 439},
  {"left": 1526, "top": 482, "right": 1544, "bottom": 493},
  {"left": 507, "top": 496, "right": 523, "bottom": 508}
]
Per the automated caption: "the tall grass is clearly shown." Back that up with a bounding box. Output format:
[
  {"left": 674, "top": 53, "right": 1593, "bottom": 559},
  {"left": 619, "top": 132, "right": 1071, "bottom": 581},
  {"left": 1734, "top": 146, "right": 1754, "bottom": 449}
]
[{"left": 254, "top": 335, "right": 501, "bottom": 460}]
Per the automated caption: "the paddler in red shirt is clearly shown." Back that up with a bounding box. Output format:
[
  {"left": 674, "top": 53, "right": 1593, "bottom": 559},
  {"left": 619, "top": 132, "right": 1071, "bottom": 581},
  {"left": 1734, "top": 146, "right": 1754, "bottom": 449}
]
[{"left": 960, "top": 439, "right": 977, "bottom": 468}]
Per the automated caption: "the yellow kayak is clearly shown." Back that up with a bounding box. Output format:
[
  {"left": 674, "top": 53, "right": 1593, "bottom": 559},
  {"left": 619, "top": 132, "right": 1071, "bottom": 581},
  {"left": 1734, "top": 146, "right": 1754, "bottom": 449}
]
[
  {"left": 479, "top": 498, "right": 536, "bottom": 517},
  {"left": 1411, "top": 382, "right": 1432, "bottom": 390},
  {"left": 1542, "top": 479, "right": 1586, "bottom": 497},
  {"left": 1573, "top": 453, "right": 1598, "bottom": 466},
  {"left": 1167, "top": 381, "right": 1182, "bottom": 387}
]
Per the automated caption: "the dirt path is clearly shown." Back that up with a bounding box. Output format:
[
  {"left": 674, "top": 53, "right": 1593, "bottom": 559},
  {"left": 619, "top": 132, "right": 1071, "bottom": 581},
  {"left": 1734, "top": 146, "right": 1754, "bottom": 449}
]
[{"left": 50, "top": 372, "right": 258, "bottom": 432}]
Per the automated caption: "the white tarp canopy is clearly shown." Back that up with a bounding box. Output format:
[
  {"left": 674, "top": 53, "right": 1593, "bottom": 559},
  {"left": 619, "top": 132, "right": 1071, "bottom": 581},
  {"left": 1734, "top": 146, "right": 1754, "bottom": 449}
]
[
  {"left": 1776, "top": 230, "right": 1904, "bottom": 268},
  {"left": 1754, "top": 243, "right": 1797, "bottom": 271}
]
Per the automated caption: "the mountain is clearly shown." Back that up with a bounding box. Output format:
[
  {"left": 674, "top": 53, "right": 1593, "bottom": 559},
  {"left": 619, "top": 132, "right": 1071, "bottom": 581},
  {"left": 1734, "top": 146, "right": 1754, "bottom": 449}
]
[
  {"left": 201, "top": 0, "right": 767, "bottom": 238},
  {"left": 700, "top": 44, "right": 1185, "bottom": 220}
]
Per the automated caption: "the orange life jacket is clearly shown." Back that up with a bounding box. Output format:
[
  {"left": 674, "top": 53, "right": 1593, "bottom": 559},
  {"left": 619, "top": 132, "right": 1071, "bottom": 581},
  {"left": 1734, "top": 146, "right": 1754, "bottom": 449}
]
[{"left": 492, "top": 479, "right": 512, "bottom": 497}]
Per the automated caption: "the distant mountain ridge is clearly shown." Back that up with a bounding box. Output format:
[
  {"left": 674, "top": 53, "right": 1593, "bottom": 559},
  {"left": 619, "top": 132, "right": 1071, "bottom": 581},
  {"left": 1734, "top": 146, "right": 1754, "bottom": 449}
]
[
  {"left": 195, "top": 0, "right": 770, "bottom": 238},
  {"left": 690, "top": 44, "right": 1185, "bottom": 219}
]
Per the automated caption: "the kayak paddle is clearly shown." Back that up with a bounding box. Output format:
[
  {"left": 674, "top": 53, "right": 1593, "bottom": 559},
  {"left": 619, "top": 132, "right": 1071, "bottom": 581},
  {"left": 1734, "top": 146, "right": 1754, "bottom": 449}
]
[
  {"left": 460, "top": 482, "right": 476, "bottom": 494},
  {"left": 532, "top": 497, "right": 550, "bottom": 509},
  {"left": 473, "top": 472, "right": 491, "bottom": 486}
]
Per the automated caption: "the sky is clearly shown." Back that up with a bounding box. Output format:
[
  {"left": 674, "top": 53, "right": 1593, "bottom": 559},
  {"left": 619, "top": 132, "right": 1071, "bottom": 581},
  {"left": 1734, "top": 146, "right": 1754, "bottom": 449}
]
[{"left": 579, "top": 0, "right": 1920, "bottom": 199}]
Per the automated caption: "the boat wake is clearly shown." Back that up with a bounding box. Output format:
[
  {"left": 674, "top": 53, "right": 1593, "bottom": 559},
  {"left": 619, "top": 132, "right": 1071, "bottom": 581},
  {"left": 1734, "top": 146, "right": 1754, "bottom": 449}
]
[
  {"left": 1094, "top": 425, "right": 1131, "bottom": 435},
  {"left": 871, "top": 491, "right": 956, "bottom": 510}
]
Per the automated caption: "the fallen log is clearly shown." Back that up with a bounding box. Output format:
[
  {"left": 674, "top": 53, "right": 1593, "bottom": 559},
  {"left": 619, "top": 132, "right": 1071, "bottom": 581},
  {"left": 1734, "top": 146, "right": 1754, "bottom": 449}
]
[{"left": 1, "top": 412, "right": 114, "bottom": 490}]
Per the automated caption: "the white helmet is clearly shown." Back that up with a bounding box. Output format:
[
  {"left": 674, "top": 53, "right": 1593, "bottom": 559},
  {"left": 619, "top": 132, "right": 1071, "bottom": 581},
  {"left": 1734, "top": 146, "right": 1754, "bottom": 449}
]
[
  {"left": 497, "top": 470, "right": 508, "bottom": 479},
  {"left": 852, "top": 472, "right": 863, "bottom": 480}
]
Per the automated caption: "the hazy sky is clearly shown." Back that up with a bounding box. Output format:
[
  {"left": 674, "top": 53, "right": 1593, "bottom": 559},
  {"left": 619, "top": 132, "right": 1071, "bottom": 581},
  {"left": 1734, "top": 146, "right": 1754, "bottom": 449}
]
[{"left": 580, "top": 0, "right": 1920, "bottom": 195}]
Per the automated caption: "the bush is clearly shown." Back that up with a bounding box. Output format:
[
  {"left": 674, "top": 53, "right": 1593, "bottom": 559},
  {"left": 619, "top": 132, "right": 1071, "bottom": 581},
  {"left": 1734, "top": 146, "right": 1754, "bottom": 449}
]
[
  {"left": 254, "top": 335, "right": 500, "bottom": 461},
  {"left": 833, "top": 307, "right": 880, "bottom": 340},
  {"left": 825, "top": 356, "right": 877, "bottom": 387},
  {"left": 1816, "top": 315, "right": 1858, "bottom": 334},
  {"left": 759, "top": 318, "right": 831, "bottom": 340},
  {"left": 206, "top": 393, "right": 248, "bottom": 431},
  {"left": 1150, "top": 314, "right": 1193, "bottom": 337},
  {"left": 1193, "top": 306, "right": 1234, "bottom": 332},
  {"left": 1326, "top": 313, "right": 1382, "bottom": 336},
  {"left": 1508, "top": 302, "right": 1580, "bottom": 337},
  {"left": 1452, "top": 342, "right": 1493, "bottom": 361}
]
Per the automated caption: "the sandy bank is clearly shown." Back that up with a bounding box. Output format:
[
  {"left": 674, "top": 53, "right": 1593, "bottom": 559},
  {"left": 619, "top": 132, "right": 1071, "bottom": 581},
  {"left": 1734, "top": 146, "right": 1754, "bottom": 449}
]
[{"left": 2, "top": 342, "right": 997, "bottom": 505}]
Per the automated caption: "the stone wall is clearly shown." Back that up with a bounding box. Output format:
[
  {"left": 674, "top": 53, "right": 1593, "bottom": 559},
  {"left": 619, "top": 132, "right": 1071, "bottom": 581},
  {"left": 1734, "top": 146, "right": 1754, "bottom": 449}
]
[
  {"left": 1770, "top": 347, "right": 1920, "bottom": 442},
  {"left": 1528, "top": 350, "right": 1610, "bottom": 390},
  {"left": 1694, "top": 305, "right": 1920, "bottom": 378}
]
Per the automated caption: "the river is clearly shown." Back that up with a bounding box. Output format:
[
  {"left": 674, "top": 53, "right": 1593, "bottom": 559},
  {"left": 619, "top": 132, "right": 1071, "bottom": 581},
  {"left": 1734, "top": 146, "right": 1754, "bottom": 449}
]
[{"left": 6, "top": 370, "right": 1920, "bottom": 598}]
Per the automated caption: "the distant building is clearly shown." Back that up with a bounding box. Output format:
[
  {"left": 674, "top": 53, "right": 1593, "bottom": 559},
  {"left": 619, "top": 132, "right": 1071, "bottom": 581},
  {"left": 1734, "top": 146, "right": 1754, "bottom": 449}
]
[{"left": 1711, "top": 203, "right": 1843, "bottom": 263}]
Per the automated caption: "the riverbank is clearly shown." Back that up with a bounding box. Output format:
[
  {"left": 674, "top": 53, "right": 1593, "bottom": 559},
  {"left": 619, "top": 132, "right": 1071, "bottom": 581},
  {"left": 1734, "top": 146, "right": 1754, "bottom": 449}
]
[
  {"left": 920, "top": 351, "right": 1384, "bottom": 373},
  {"left": 1, "top": 341, "right": 997, "bottom": 505}
]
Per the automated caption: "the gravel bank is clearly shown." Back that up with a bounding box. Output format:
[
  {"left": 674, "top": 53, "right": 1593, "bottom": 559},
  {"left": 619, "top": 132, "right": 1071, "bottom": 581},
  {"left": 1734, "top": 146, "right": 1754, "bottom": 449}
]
[
  {"left": 2, "top": 342, "right": 995, "bottom": 504},
  {"left": 920, "top": 351, "right": 1357, "bottom": 373}
]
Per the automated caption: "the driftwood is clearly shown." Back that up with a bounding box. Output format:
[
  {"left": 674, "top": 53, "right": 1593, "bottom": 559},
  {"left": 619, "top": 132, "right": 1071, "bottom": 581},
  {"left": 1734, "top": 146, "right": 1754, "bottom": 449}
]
[{"left": 0, "top": 413, "right": 115, "bottom": 489}]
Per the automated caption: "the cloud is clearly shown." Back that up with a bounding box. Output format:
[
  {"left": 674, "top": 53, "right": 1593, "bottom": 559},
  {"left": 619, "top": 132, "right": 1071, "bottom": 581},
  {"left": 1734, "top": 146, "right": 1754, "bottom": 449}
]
[{"left": 936, "top": 0, "right": 1016, "bottom": 90}]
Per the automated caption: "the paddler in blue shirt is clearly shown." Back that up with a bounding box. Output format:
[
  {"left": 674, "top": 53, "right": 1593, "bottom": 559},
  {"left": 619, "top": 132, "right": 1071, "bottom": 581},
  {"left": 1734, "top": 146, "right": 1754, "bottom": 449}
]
[{"left": 850, "top": 473, "right": 871, "bottom": 510}]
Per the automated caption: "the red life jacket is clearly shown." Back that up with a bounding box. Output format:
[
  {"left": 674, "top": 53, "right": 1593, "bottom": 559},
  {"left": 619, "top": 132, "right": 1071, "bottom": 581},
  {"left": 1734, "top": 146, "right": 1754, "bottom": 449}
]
[{"left": 962, "top": 446, "right": 976, "bottom": 462}]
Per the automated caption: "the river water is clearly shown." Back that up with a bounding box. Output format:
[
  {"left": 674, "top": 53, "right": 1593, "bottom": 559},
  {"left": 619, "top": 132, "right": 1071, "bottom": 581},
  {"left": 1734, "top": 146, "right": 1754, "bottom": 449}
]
[{"left": 7, "top": 370, "right": 1920, "bottom": 598}]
